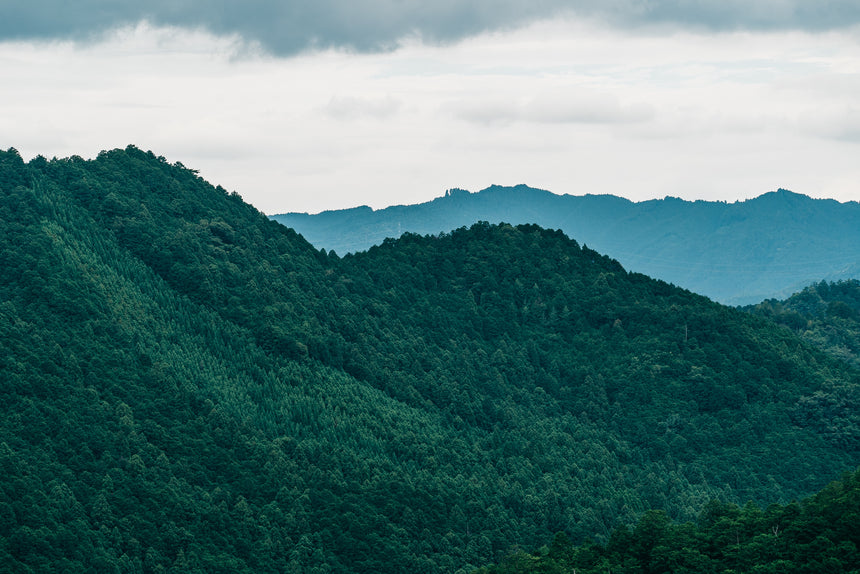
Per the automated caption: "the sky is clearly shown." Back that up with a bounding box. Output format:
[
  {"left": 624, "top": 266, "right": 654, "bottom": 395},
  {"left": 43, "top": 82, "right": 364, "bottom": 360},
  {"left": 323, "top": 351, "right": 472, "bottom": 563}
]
[{"left": 2, "top": 1, "right": 860, "bottom": 214}]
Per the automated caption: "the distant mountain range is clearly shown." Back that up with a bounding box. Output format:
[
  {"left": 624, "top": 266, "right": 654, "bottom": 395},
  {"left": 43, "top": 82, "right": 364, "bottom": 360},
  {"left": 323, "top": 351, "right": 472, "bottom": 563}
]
[{"left": 272, "top": 186, "right": 860, "bottom": 305}]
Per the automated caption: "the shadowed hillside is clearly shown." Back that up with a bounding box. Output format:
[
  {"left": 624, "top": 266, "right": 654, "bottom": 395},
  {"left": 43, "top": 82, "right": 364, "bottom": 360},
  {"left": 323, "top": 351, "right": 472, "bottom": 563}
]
[{"left": 475, "top": 468, "right": 860, "bottom": 573}]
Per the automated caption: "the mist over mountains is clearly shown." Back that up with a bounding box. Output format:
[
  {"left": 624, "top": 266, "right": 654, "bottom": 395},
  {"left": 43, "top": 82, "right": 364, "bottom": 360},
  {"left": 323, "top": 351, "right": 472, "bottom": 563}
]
[{"left": 272, "top": 185, "right": 860, "bottom": 305}]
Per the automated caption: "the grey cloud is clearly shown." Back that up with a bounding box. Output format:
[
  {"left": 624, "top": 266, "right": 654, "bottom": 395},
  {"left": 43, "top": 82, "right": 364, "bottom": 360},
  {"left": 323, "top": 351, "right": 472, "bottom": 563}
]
[
  {"left": 522, "top": 92, "right": 654, "bottom": 124},
  {"left": 323, "top": 95, "right": 402, "bottom": 121},
  {"left": 610, "top": 0, "right": 860, "bottom": 32},
  {"left": 0, "top": 1, "right": 565, "bottom": 52},
  {"left": 448, "top": 91, "right": 654, "bottom": 126},
  {"left": 4, "top": 1, "right": 860, "bottom": 55},
  {"left": 446, "top": 99, "right": 521, "bottom": 126}
]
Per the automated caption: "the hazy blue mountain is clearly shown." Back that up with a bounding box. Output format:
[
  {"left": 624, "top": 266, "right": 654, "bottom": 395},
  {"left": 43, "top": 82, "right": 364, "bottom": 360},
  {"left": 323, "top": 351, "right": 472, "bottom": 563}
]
[{"left": 272, "top": 186, "right": 860, "bottom": 305}]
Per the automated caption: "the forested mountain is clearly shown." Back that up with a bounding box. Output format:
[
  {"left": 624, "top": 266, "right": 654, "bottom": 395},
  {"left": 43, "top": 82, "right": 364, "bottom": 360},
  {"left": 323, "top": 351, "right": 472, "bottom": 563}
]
[
  {"left": 1, "top": 146, "right": 859, "bottom": 573},
  {"left": 272, "top": 185, "right": 860, "bottom": 305},
  {"left": 745, "top": 280, "right": 860, "bottom": 369},
  {"left": 476, "top": 468, "right": 860, "bottom": 573}
]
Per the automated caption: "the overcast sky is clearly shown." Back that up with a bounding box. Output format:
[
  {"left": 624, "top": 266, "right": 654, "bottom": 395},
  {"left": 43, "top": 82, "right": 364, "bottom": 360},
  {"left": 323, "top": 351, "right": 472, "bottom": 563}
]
[{"left": 3, "top": 1, "right": 860, "bottom": 214}]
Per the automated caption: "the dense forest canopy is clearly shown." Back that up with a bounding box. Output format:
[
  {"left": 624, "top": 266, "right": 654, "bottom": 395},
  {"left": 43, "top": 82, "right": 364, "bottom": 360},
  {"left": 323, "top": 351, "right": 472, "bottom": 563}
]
[
  {"left": 744, "top": 280, "right": 860, "bottom": 369},
  {"left": 1, "top": 146, "right": 858, "bottom": 572},
  {"left": 476, "top": 468, "right": 860, "bottom": 573}
]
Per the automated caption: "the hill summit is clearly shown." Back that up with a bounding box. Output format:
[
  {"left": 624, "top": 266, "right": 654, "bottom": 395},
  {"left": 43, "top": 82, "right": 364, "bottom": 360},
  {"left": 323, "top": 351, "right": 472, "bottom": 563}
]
[{"left": 272, "top": 185, "right": 860, "bottom": 305}]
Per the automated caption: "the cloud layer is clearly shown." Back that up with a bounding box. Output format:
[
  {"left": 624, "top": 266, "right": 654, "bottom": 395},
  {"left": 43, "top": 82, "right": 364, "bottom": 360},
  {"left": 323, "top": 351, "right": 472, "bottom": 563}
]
[
  {"left": 4, "top": 1, "right": 860, "bottom": 55},
  {"left": 448, "top": 90, "right": 654, "bottom": 126},
  {"left": 4, "top": 10, "right": 860, "bottom": 214}
]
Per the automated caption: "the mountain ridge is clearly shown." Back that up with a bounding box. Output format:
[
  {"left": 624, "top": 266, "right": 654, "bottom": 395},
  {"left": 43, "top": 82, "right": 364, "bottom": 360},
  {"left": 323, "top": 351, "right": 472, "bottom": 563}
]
[{"left": 272, "top": 186, "right": 860, "bottom": 305}]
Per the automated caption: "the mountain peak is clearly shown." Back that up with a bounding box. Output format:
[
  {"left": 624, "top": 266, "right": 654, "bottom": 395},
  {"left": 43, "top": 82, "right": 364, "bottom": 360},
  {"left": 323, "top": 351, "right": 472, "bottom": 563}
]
[
  {"left": 443, "top": 187, "right": 470, "bottom": 198},
  {"left": 756, "top": 188, "right": 812, "bottom": 202}
]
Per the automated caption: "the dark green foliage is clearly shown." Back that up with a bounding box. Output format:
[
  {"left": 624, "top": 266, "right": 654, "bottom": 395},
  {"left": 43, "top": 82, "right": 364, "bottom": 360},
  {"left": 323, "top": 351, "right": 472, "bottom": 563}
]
[
  {"left": 1, "top": 146, "right": 859, "bottom": 573},
  {"left": 272, "top": 185, "right": 860, "bottom": 305},
  {"left": 474, "top": 468, "right": 860, "bottom": 573},
  {"left": 746, "top": 280, "right": 860, "bottom": 369}
]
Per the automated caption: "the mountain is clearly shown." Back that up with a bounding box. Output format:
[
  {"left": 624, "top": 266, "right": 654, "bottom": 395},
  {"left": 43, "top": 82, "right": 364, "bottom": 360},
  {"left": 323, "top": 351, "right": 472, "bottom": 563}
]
[
  {"left": 476, "top": 468, "right": 860, "bottom": 573},
  {"left": 271, "top": 185, "right": 860, "bottom": 305},
  {"left": 745, "top": 279, "right": 860, "bottom": 369},
  {"left": 1, "top": 146, "right": 859, "bottom": 573}
]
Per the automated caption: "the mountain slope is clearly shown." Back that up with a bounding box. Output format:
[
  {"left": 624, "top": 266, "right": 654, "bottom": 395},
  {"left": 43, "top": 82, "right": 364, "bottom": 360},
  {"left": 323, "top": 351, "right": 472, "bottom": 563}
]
[
  {"left": 2, "top": 147, "right": 859, "bottom": 573},
  {"left": 0, "top": 148, "right": 482, "bottom": 572},
  {"left": 745, "top": 279, "right": 860, "bottom": 369},
  {"left": 476, "top": 468, "right": 860, "bottom": 574},
  {"left": 272, "top": 185, "right": 860, "bottom": 305}
]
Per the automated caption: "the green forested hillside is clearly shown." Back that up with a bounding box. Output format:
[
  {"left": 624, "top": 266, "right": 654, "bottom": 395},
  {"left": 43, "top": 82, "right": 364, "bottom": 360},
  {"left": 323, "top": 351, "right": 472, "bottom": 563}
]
[
  {"left": 475, "top": 468, "right": 860, "bottom": 573},
  {"left": 746, "top": 280, "right": 860, "bottom": 369},
  {"left": 1, "top": 146, "right": 859, "bottom": 573}
]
